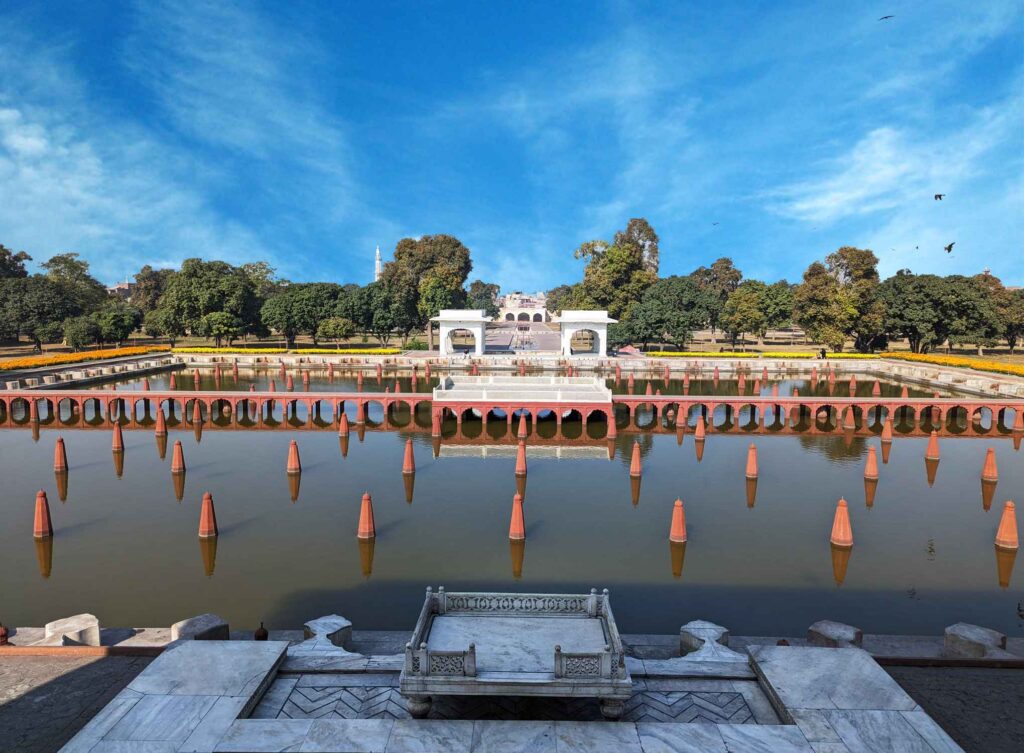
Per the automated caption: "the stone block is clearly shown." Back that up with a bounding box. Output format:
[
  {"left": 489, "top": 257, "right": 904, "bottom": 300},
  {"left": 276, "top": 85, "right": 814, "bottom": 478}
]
[
  {"left": 679, "top": 619, "right": 730, "bottom": 655},
  {"left": 45, "top": 613, "right": 100, "bottom": 646},
  {"left": 303, "top": 614, "right": 353, "bottom": 649},
  {"left": 5, "top": 381, "right": 19, "bottom": 389},
  {"left": 808, "top": 620, "right": 862, "bottom": 648},
  {"left": 943, "top": 622, "right": 1006, "bottom": 658},
  {"left": 171, "top": 613, "right": 230, "bottom": 641}
]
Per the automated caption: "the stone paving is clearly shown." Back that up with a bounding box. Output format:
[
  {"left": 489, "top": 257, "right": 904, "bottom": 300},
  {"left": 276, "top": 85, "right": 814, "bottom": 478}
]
[{"left": 0, "top": 655, "right": 153, "bottom": 753}]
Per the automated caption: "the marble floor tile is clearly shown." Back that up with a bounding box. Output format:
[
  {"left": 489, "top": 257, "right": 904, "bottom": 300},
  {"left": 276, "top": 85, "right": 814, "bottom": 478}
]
[
  {"left": 105, "top": 694, "right": 217, "bottom": 743},
  {"left": 470, "top": 720, "right": 556, "bottom": 753},
  {"left": 718, "top": 724, "right": 813, "bottom": 753},
  {"left": 130, "top": 641, "right": 288, "bottom": 698},
  {"left": 179, "top": 696, "right": 248, "bottom": 752},
  {"left": 215, "top": 719, "right": 313, "bottom": 752},
  {"left": 823, "top": 710, "right": 939, "bottom": 753},
  {"left": 300, "top": 719, "right": 394, "bottom": 752},
  {"left": 636, "top": 722, "right": 728, "bottom": 753},
  {"left": 385, "top": 719, "right": 473, "bottom": 753},
  {"left": 898, "top": 711, "right": 963, "bottom": 753},
  {"left": 553, "top": 721, "right": 642, "bottom": 753}
]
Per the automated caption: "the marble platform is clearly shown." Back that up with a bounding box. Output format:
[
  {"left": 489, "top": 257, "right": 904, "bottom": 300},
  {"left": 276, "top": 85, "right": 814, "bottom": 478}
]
[{"left": 58, "top": 640, "right": 964, "bottom": 752}]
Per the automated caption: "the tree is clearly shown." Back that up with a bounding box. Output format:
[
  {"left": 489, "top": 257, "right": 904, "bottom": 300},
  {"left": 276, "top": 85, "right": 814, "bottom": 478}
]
[
  {"left": 974, "top": 273, "right": 1024, "bottom": 353},
  {"left": 96, "top": 300, "right": 142, "bottom": 346},
  {"left": 467, "top": 280, "right": 500, "bottom": 319},
  {"left": 260, "top": 293, "right": 301, "bottom": 348},
  {"left": 942, "top": 275, "right": 999, "bottom": 353},
  {"left": 1002, "top": 289, "right": 1024, "bottom": 354},
  {"left": 199, "top": 311, "right": 244, "bottom": 347},
  {"left": 545, "top": 284, "right": 576, "bottom": 314},
  {"left": 793, "top": 262, "right": 852, "bottom": 351},
  {"left": 316, "top": 317, "right": 355, "bottom": 349},
  {"left": 690, "top": 258, "right": 742, "bottom": 335},
  {"left": 158, "top": 259, "right": 260, "bottom": 336},
  {"left": 879, "top": 271, "right": 945, "bottom": 353},
  {"left": 761, "top": 280, "right": 794, "bottom": 330},
  {"left": 0, "top": 244, "right": 31, "bottom": 278},
  {"left": 142, "top": 307, "right": 185, "bottom": 345},
  {"left": 132, "top": 266, "right": 175, "bottom": 313},
  {"left": 613, "top": 218, "right": 660, "bottom": 275},
  {"left": 721, "top": 281, "right": 768, "bottom": 348},
  {"left": 63, "top": 315, "right": 100, "bottom": 351},
  {"left": 824, "top": 247, "right": 886, "bottom": 352},
  {"left": 0, "top": 276, "right": 78, "bottom": 349},
  {"left": 382, "top": 234, "right": 473, "bottom": 349},
  {"left": 618, "top": 276, "right": 713, "bottom": 349},
  {"left": 41, "top": 253, "right": 108, "bottom": 313},
  {"left": 417, "top": 271, "right": 467, "bottom": 342},
  {"left": 362, "top": 281, "right": 397, "bottom": 346},
  {"left": 572, "top": 221, "right": 659, "bottom": 319}
]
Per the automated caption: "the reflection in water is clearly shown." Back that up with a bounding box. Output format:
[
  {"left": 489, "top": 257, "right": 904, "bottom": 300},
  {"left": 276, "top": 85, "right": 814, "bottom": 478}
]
[
  {"left": 403, "top": 473, "right": 415, "bottom": 504},
  {"left": 981, "top": 480, "right": 996, "bottom": 511},
  {"left": 172, "top": 471, "right": 186, "bottom": 502},
  {"left": 199, "top": 536, "right": 217, "bottom": 577},
  {"left": 156, "top": 433, "right": 167, "bottom": 460},
  {"left": 288, "top": 473, "right": 301, "bottom": 503},
  {"left": 995, "top": 546, "right": 1016, "bottom": 589},
  {"left": 694, "top": 439, "right": 705, "bottom": 463},
  {"left": 746, "top": 478, "right": 757, "bottom": 508},
  {"left": 510, "top": 539, "right": 525, "bottom": 579},
  {"left": 55, "top": 470, "right": 69, "bottom": 502},
  {"left": 112, "top": 450, "right": 124, "bottom": 479},
  {"left": 864, "top": 478, "right": 877, "bottom": 508},
  {"left": 831, "top": 543, "right": 852, "bottom": 587},
  {"left": 670, "top": 540, "right": 687, "bottom": 579},
  {"left": 339, "top": 435, "right": 349, "bottom": 458},
  {"left": 925, "top": 458, "right": 939, "bottom": 487},
  {"left": 630, "top": 476, "right": 641, "bottom": 507},
  {"left": 35, "top": 536, "right": 53, "bottom": 579},
  {"left": 359, "top": 536, "right": 375, "bottom": 578}
]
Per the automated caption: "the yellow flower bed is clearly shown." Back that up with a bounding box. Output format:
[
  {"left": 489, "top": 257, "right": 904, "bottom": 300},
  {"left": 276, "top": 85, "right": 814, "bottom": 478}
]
[
  {"left": 646, "top": 351, "right": 879, "bottom": 359},
  {"left": 884, "top": 352, "right": 1024, "bottom": 377},
  {"left": 0, "top": 346, "right": 171, "bottom": 372},
  {"left": 294, "top": 348, "right": 402, "bottom": 355},
  {"left": 173, "top": 347, "right": 287, "bottom": 354}
]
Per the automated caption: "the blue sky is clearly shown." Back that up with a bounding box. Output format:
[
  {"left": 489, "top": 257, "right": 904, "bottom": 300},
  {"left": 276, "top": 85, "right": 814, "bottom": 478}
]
[{"left": 1, "top": 1, "right": 1021, "bottom": 290}]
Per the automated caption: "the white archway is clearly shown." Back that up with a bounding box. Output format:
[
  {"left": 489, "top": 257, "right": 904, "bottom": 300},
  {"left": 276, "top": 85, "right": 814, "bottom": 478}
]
[
  {"left": 558, "top": 310, "right": 616, "bottom": 358},
  {"left": 432, "top": 310, "right": 487, "bottom": 356}
]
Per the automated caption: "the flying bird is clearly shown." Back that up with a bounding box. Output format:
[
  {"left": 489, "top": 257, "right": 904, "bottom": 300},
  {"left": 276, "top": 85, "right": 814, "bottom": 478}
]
[
  {"left": 879, "top": 15, "right": 895, "bottom": 21},
  {"left": 944, "top": 242, "right": 955, "bottom": 253},
  {"left": 712, "top": 222, "right": 720, "bottom": 226},
  {"left": 934, "top": 194, "right": 945, "bottom": 200}
]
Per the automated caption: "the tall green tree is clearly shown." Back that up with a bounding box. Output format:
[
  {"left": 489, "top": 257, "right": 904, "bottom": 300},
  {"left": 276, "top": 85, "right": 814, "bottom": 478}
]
[
  {"left": 259, "top": 284, "right": 342, "bottom": 347},
  {"left": 63, "top": 315, "right": 100, "bottom": 351},
  {"left": 824, "top": 247, "right": 886, "bottom": 352},
  {"left": 0, "top": 276, "right": 79, "bottom": 349},
  {"left": 157, "top": 259, "right": 260, "bottom": 336},
  {"left": 316, "top": 317, "right": 356, "bottom": 349},
  {"left": 571, "top": 220, "right": 659, "bottom": 319},
  {"left": 467, "top": 280, "right": 500, "bottom": 318},
  {"left": 721, "top": 281, "right": 769, "bottom": 348},
  {"left": 199, "top": 311, "right": 244, "bottom": 347},
  {"left": 613, "top": 218, "right": 660, "bottom": 275},
  {"left": 878, "top": 271, "right": 945, "bottom": 353},
  {"left": 132, "top": 266, "right": 175, "bottom": 313},
  {"left": 41, "top": 253, "right": 108, "bottom": 313},
  {"left": 689, "top": 258, "right": 742, "bottom": 336},
  {"left": 618, "top": 276, "right": 713, "bottom": 349},
  {"left": 793, "top": 262, "right": 852, "bottom": 351}
]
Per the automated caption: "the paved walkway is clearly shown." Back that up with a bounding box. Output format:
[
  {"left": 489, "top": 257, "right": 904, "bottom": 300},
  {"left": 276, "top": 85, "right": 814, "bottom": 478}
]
[
  {"left": 0, "top": 655, "right": 152, "bottom": 753},
  {"left": 886, "top": 666, "right": 1024, "bottom": 753}
]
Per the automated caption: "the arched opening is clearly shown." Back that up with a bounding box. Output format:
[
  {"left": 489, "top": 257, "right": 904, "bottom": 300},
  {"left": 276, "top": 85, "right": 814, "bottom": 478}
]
[
  {"left": 517, "top": 312, "right": 530, "bottom": 322},
  {"left": 586, "top": 409, "right": 609, "bottom": 439},
  {"left": 505, "top": 313, "right": 515, "bottom": 321},
  {"left": 388, "top": 399, "right": 412, "bottom": 427},
  {"left": 447, "top": 328, "right": 477, "bottom": 354},
  {"left": 569, "top": 328, "right": 599, "bottom": 355},
  {"left": 532, "top": 312, "right": 543, "bottom": 322}
]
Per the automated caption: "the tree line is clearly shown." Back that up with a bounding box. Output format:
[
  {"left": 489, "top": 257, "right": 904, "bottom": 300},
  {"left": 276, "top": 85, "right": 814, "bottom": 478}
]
[
  {"left": 2, "top": 221, "right": 1021, "bottom": 354},
  {"left": 0, "top": 238, "right": 501, "bottom": 351}
]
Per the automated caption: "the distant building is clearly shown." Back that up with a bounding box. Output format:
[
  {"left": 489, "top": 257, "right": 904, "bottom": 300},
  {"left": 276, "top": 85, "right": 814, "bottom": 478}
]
[
  {"left": 107, "top": 280, "right": 136, "bottom": 300},
  {"left": 374, "top": 245, "right": 383, "bottom": 282},
  {"left": 498, "top": 291, "right": 550, "bottom": 323}
]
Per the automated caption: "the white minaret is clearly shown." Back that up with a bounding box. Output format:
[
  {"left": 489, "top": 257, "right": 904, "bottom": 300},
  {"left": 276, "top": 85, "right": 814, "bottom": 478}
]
[{"left": 374, "top": 245, "right": 382, "bottom": 282}]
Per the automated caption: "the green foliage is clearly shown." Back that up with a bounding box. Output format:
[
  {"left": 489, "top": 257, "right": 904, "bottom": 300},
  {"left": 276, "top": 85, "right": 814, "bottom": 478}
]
[
  {"left": 793, "top": 261, "right": 852, "bottom": 351},
  {"left": 689, "top": 258, "right": 742, "bottom": 332},
  {"left": 63, "top": 315, "right": 100, "bottom": 351},
  {"left": 158, "top": 258, "right": 261, "bottom": 337},
  {"left": 572, "top": 220, "right": 659, "bottom": 319},
  {"left": 41, "top": 253, "right": 108, "bottom": 313},
  {"left": 467, "top": 280, "right": 500, "bottom": 318},
  {"left": 0, "top": 275, "right": 79, "bottom": 348},
  {"left": 618, "top": 275, "right": 713, "bottom": 349},
  {"left": 132, "top": 266, "right": 175, "bottom": 313},
  {"left": 878, "top": 270, "right": 945, "bottom": 353},
  {"left": 544, "top": 284, "right": 575, "bottom": 314},
  {"left": 825, "top": 247, "right": 885, "bottom": 352},
  {"left": 0, "top": 244, "right": 31, "bottom": 278},
  {"left": 199, "top": 311, "right": 244, "bottom": 347},
  {"left": 316, "top": 316, "right": 356, "bottom": 348},
  {"left": 721, "top": 281, "right": 768, "bottom": 346},
  {"left": 96, "top": 300, "right": 142, "bottom": 346},
  {"left": 142, "top": 307, "right": 185, "bottom": 345}
]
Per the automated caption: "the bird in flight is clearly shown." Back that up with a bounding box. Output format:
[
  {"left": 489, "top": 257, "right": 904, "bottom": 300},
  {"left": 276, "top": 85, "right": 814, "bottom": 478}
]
[
  {"left": 879, "top": 15, "right": 895, "bottom": 21},
  {"left": 944, "top": 242, "right": 955, "bottom": 253},
  {"left": 934, "top": 194, "right": 945, "bottom": 200},
  {"left": 712, "top": 222, "right": 719, "bottom": 226}
]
